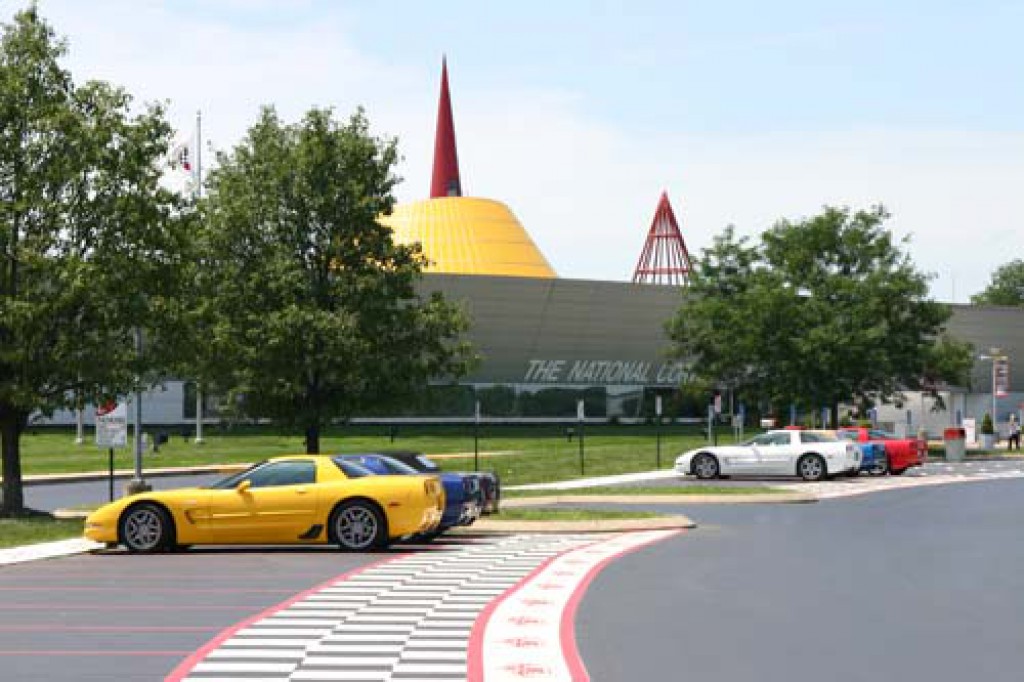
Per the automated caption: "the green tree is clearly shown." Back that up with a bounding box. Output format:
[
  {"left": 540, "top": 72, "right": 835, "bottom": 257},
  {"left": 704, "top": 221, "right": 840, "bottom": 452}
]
[
  {"left": 971, "top": 259, "right": 1024, "bottom": 306},
  {"left": 0, "top": 7, "right": 192, "bottom": 514},
  {"left": 668, "top": 206, "right": 973, "bottom": 423},
  {"left": 196, "top": 106, "right": 473, "bottom": 453}
]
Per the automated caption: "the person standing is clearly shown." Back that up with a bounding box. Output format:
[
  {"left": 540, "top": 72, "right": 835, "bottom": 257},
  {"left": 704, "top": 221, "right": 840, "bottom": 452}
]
[{"left": 1009, "top": 414, "right": 1021, "bottom": 451}]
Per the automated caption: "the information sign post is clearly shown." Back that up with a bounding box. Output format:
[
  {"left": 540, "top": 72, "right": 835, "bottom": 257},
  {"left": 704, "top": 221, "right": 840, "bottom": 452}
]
[{"left": 95, "top": 402, "right": 128, "bottom": 502}]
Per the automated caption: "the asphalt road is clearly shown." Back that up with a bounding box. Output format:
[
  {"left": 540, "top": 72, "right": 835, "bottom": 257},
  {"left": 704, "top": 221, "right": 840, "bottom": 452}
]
[
  {"left": 26, "top": 473, "right": 223, "bottom": 512},
  {"left": 577, "top": 478, "right": 1024, "bottom": 682}
]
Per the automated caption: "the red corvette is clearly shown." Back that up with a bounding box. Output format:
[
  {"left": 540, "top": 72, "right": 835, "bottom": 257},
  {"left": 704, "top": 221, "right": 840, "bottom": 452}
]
[{"left": 837, "top": 427, "right": 925, "bottom": 475}]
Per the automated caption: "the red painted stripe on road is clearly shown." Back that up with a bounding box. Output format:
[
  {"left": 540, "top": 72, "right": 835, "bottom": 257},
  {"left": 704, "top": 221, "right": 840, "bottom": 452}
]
[
  {"left": 559, "top": 530, "right": 684, "bottom": 681},
  {"left": 163, "top": 553, "right": 409, "bottom": 682},
  {"left": 466, "top": 540, "right": 602, "bottom": 682}
]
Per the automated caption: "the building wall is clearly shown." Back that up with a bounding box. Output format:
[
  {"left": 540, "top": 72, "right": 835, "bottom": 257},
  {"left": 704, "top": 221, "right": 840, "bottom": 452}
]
[{"left": 34, "top": 274, "right": 1024, "bottom": 429}]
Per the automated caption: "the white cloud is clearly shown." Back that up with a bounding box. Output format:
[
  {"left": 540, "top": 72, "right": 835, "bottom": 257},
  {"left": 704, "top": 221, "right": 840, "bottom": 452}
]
[{"left": 32, "top": 1, "right": 1023, "bottom": 303}]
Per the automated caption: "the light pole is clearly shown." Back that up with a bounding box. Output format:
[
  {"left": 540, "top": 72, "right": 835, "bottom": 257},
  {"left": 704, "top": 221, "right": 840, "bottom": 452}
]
[
  {"left": 577, "top": 398, "right": 585, "bottom": 476},
  {"left": 473, "top": 399, "right": 480, "bottom": 472},
  {"left": 655, "top": 394, "right": 662, "bottom": 469}
]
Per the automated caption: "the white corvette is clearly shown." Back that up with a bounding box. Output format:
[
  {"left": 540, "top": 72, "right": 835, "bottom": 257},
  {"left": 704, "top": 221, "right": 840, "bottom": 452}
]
[{"left": 675, "top": 429, "right": 860, "bottom": 481}]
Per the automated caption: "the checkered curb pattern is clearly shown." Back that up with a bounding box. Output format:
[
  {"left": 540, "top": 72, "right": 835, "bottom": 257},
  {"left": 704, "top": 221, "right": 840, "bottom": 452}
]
[{"left": 173, "top": 534, "right": 611, "bottom": 681}]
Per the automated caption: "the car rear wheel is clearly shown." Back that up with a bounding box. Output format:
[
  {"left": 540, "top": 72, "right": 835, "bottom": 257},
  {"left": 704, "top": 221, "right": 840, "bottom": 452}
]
[
  {"left": 890, "top": 467, "right": 907, "bottom": 476},
  {"left": 330, "top": 500, "right": 389, "bottom": 551},
  {"left": 692, "top": 453, "right": 720, "bottom": 480},
  {"left": 119, "top": 503, "right": 172, "bottom": 554},
  {"left": 870, "top": 455, "right": 890, "bottom": 476},
  {"left": 797, "top": 454, "right": 827, "bottom": 481}
]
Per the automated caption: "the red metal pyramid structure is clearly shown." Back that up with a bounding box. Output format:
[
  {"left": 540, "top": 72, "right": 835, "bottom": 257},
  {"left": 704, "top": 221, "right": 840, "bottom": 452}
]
[
  {"left": 430, "top": 57, "right": 462, "bottom": 198},
  {"left": 632, "top": 192, "right": 693, "bottom": 286}
]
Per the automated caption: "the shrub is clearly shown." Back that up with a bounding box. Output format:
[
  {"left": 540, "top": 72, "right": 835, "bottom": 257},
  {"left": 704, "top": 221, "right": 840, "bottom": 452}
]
[{"left": 981, "top": 413, "right": 995, "bottom": 435}]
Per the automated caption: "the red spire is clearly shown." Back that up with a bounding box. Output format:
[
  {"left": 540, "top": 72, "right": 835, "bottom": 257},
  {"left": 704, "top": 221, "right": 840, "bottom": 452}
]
[
  {"left": 632, "top": 191, "right": 693, "bottom": 286},
  {"left": 430, "top": 57, "right": 462, "bottom": 198}
]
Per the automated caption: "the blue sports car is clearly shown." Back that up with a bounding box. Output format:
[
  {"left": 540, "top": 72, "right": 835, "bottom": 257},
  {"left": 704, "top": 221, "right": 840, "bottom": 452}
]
[
  {"left": 335, "top": 453, "right": 481, "bottom": 536},
  {"left": 849, "top": 441, "right": 888, "bottom": 475}
]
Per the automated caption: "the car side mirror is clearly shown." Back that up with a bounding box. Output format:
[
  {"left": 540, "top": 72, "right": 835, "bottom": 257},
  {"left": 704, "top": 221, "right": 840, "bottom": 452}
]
[{"left": 236, "top": 480, "right": 252, "bottom": 494}]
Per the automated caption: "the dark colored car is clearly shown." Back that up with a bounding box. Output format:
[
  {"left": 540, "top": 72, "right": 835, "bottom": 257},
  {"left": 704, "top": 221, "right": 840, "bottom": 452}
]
[
  {"left": 377, "top": 450, "right": 500, "bottom": 515},
  {"left": 334, "top": 453, "right": 481, "bottom": 534}
]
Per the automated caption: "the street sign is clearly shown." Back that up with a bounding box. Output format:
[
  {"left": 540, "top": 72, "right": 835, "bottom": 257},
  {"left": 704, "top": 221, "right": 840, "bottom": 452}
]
[
  {"left": 995, "top": 358, "right": 1010, "bottom": 398},
  {"left": 96, "top": 401, "right": 128, "bottom": 448}
]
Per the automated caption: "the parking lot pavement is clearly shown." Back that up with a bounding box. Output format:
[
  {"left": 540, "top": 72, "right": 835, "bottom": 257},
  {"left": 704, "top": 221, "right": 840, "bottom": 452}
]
[{"left": 0, "top": 545, "right": 381, "bottom": 681}]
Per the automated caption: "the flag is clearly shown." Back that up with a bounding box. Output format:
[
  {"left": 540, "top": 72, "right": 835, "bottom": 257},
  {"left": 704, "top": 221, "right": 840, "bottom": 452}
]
[
  {"left": 169, "top": 138, "right": 193, "bottom": 173},
  {"left": 168, "top": 125, "right": 200, "bottom": 197}
]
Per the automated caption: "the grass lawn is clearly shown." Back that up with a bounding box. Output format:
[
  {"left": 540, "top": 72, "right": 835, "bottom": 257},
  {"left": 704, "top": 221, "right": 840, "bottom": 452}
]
[
  {"left": 490, "top": 508, "right": 667, "bottom": 522},
  {"left": 0, "top": 515, "right": 83, "bottom": 548},
  {"left": 15, "top": 424, "right": 716, "bottom": 486},
  {"left": 504, "top": 485, "right": 787, "bottom": 497}
]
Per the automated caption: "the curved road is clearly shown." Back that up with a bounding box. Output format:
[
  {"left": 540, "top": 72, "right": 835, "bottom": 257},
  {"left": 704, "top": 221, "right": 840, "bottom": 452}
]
[{"left": 578, "top": 478, "right": 1024, "bottom": 682}]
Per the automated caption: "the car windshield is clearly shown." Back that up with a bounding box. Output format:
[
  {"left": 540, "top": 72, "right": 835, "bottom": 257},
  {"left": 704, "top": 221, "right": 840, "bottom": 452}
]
[
  {"left": 415, "top": 455, "right": 441, "bottom": 471},
  {"left": 800, "top": 431, "right": 839, "bottom": 443},
  {"left": 330, "top": 458, "right": 375, "bottom": 478},
  {"left": 208, "top": 462, "right": 265, "bottom": 489},
  {"left": 374, "top": 456, "right": 421, "bottom": 475}
]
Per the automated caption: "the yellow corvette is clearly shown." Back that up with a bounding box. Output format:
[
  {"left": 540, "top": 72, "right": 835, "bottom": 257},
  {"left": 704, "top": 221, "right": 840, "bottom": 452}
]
[{"left": 84, "top": 455, "right": 445, "bottom": 553}]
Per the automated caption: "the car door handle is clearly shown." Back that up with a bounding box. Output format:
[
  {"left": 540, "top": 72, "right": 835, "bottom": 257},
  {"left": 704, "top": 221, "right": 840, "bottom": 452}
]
[{"left": 295, "top": 487, "right": 308, "bottom": 494}]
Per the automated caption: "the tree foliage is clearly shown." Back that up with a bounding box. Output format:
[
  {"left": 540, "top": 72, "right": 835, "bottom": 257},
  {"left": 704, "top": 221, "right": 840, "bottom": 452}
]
[
  {"left": 971, "top": 259, "right": 1024, "bottom": 306},
  {"left": 196, "top": 106, "right": 473, "bottom": 453},
  {"left": 0, "top": 7, "right": 192, "bottom": 513},
  {"left": 667, "top": 206, "right": 973, "bottom": 421}
]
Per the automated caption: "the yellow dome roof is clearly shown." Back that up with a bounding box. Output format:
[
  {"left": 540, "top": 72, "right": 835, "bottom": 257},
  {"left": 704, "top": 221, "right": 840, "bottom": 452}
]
[{"left": 381, "top": 197, "right": 556, "bottom": 278}]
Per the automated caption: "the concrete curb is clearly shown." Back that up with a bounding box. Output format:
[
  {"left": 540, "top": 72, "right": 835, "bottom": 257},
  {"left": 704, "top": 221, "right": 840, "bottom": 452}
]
[
  {"left": 0, "top": 537, "right": 102, "bottom": 567},
  {"left": 452, "top": 514, "right": 695, "bottom": 534}
]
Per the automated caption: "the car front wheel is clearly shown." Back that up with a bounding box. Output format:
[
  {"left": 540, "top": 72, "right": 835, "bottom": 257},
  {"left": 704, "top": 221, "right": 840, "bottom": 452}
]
[
  {"left": 692, "top": 453, "right": 720, "bottom": 480},
  {"left": 797, "top": 454, "right": 827, "bottom": 481},
  {"left": 119, "top": 503, "right": 172, "bottom": 554},
  {"left": 330, "top": 501, "right": 389, "bottom": 551}
]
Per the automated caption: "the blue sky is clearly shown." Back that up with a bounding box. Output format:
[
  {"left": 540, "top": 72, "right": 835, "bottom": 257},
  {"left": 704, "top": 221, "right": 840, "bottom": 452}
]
[{"left": 25, "top": 0, "right": 1024, "bottom": 301}]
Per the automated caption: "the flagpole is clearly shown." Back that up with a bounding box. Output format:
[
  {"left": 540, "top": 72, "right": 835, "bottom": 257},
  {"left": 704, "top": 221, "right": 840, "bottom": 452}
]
[{"left": 194, "top": 109, "right": 205, "bottom": 445}]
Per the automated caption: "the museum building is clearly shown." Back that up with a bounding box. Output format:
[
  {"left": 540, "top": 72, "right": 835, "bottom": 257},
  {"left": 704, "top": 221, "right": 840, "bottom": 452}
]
[{"left": 41, "top": 60, "right": 1024, "bottom": 435}]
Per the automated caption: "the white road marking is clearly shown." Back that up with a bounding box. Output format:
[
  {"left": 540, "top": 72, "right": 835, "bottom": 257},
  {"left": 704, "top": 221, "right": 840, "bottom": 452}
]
[{"left": 172, "top": 532, "right": 682, "bottom": 682}]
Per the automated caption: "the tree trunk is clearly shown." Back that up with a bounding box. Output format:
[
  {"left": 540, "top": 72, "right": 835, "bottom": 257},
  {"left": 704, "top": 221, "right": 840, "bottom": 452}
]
[
  {"left": 304, "top": 424, "right": 320, "bottom": 455},
  {"left": 0, "top": 410, "right": 25, "bottom": 516}
]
